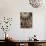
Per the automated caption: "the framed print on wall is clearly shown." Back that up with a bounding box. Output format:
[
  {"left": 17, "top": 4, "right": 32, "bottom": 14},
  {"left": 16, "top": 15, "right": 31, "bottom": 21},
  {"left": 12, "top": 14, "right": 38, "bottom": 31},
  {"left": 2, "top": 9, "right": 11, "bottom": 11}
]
[{"left": 20, "top": 12, "right": 32, "bottom": 28}]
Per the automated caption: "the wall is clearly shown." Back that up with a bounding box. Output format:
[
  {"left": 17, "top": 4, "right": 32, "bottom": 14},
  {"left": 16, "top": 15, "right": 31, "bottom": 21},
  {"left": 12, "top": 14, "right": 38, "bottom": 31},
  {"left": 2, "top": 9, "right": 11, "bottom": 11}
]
[
  {"left": 0, "top": 0, "right": 46, "bottom": 40},
  {"left": 44, "top": 15, "right": 46, "bottom": 40}
]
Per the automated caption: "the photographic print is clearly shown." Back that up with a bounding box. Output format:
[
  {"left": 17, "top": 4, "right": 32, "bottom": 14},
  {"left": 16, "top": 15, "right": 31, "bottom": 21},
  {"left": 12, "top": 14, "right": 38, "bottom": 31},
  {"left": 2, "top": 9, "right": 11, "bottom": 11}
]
[{"left": 20, "top": 12, "right": 32, "bottom": 28}]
